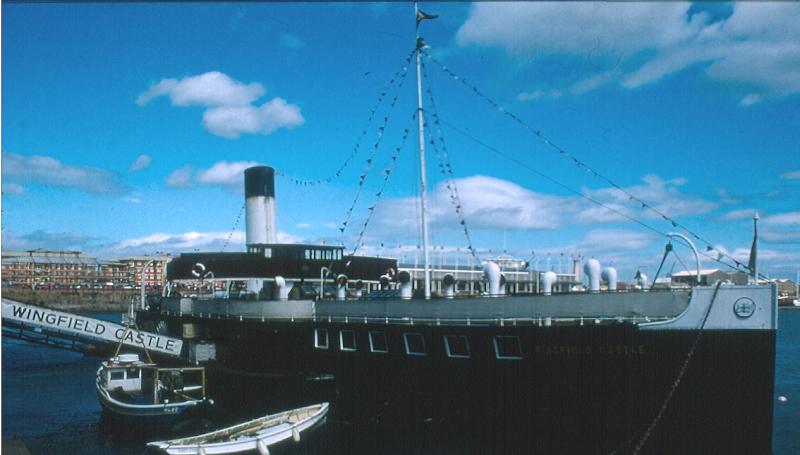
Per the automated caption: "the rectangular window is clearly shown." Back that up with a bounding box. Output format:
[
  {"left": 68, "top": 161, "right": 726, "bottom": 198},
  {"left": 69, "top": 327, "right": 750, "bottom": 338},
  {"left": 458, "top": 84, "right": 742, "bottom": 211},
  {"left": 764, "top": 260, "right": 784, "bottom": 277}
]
[
  {"left": 340, "top": 330, "right": 357, "bottom": 352},
  {"left": 369, "top": 331, "right": 388, "bottom": 353},
  {"left": 494, "top": 336, "right": 523, "bottom": 360},
  {"left": 314, "top": 328, "right": 329, "bottom": 349},
  {"left": 110, "top": 371, "right": 124, "bottom": 381},
  {"left": 403, "top": 333, "right": 426, "bottom": 356},
  {"left": 444, "top": 335, "right": 471, "bottom": 359}
]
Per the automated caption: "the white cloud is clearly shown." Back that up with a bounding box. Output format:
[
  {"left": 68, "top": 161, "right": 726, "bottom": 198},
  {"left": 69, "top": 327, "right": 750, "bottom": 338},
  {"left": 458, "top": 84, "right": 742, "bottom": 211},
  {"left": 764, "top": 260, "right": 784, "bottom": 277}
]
[
  {"left": 296, "top": 223, "right": 312, "bottom": 229},
  {"left": 197, "top": 161, "right": 259, "bottom": 186},
  {"left": 166, "top": 166, "right": 194, "bottom": 188},
  {"left": 570, "top": 69, "right": 621, "bottom": 94},
  {"left": 763, "top": 230, "right": 800, "bottom": 244},
  {"left": 739, "top": 93, "right": 763, "bottom": 107},
  {"left": 517, "top": 90, "right": 544, "bottom": 102},
  {"left": 2, "top": 152, "right": 127, "bottom": 195},
  {"left": 202, "top": 98, "right": 304, "bottom": 139},
  {"left": 580, "top": 229, "right": 657, "bottom": 251},
  {"left": 763, "top": 211, "right": 800, "bottom": 226},
  {"left": 719, "top": 209, "right": 758, "bottom": 221},
  {"left": 137, "top": 71, "right": 304, "bottom": 139},
  {"left": 781, "top": 170, "right": 800, "bottom": 180},
  {"left": 136, "top": 71, "right": 264, "bottom": 107},
  {"left": 457, "top": 3, "right": 698, "bottom": 57},
  {"left": 166, "top": 161, "right": 261, "bottom": 189},
  {"left": 577, "top": 174, "right": 717, "bottom": 223},
  {"left": 2, "top": 183, "right": 25, "bottom": 195},
  {"left": 110, "top": 229, "right": 304, "bottom": 255},
  {"left": 456, "top": 3, "right": 800, "bottom": 101},
  {"left": 362, "top": 173, "right": 714, "bottom": 241},
  {"left": 1, "top": 229, "right": 99, "bottom": 252},
  {"left": 128, "top": 154, "right": 152, "bottom": 172}
]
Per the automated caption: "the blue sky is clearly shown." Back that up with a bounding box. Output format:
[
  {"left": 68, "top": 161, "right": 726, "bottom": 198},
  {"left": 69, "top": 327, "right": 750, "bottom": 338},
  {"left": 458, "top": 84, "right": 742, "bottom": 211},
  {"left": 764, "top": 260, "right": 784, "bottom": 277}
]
[{"left": 2, "top": 2, "right": 799, "bottom": 280}]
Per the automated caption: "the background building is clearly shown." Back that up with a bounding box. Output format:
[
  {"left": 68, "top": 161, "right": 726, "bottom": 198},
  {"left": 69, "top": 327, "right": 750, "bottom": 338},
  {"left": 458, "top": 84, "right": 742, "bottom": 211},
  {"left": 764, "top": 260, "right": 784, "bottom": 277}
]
[{"left": 1, "top": 249, "right": 171, "bottom": 291}]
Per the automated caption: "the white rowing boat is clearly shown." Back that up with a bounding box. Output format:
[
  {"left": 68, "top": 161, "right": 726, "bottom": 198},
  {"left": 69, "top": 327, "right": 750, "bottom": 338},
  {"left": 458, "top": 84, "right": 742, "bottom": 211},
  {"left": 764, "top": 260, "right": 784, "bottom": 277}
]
[{"left": 147, "top": 402, "right": 329, "bottom": 454}]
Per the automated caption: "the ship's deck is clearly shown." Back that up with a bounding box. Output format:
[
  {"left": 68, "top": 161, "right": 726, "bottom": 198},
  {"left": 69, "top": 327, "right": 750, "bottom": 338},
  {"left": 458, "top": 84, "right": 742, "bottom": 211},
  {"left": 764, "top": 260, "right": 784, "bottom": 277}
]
[{"left": 157, "top": 290, "right": 691, "bottom": 326}]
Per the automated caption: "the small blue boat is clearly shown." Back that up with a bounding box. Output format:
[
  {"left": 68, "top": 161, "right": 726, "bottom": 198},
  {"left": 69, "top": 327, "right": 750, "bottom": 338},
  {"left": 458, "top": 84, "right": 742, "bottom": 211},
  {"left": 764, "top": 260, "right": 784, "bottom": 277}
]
[{"left": 96, "top": 353, "right": 211, "bottom": 425}]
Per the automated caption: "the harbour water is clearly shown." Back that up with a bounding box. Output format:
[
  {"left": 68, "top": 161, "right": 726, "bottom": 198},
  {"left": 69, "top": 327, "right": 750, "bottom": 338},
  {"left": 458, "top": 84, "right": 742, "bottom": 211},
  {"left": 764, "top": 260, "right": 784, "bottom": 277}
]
[{"left": 3, "top": 309, "right": 800, "bottom": 454}]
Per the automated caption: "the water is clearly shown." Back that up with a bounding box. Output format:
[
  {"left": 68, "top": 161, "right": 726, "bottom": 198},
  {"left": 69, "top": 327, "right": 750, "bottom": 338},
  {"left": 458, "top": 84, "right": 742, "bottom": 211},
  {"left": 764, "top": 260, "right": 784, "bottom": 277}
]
[{"left": 3, "top": 309, "right": 800, "bottom": 454}]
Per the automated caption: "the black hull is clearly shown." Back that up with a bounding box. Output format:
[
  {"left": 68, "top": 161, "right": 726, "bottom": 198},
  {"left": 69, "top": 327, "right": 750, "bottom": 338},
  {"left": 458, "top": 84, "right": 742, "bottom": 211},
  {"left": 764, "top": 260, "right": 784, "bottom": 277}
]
[{"left": 148, "top": 315, "right": 776, "bottom": 454}]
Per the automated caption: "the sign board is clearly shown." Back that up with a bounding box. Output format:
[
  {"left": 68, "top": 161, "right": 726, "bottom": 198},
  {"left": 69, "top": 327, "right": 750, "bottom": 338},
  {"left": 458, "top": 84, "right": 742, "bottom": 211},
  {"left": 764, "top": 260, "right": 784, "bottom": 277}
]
[{"left": 2, "top": 299, "right": 183, "bottom": 357}]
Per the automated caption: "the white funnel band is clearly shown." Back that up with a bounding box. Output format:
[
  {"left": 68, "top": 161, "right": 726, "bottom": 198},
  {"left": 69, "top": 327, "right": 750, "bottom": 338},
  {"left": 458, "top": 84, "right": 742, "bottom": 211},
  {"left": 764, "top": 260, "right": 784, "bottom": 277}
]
[{"left": 246, "top": 196, "right": 276, "bottom": 245}]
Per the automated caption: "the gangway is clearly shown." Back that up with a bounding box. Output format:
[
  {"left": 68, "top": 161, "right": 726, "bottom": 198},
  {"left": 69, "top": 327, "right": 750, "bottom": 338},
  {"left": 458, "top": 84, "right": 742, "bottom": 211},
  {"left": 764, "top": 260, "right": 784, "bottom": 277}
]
[{"left": 1, "top": 299, "right": 183, "bottom": 357}]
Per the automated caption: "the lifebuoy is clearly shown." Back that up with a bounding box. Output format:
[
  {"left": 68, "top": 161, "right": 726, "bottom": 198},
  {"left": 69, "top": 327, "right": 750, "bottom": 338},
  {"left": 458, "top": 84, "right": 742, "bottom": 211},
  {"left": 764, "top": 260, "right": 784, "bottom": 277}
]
[{"left": 191, "top": 263, "right": 206, "bottom": 278}]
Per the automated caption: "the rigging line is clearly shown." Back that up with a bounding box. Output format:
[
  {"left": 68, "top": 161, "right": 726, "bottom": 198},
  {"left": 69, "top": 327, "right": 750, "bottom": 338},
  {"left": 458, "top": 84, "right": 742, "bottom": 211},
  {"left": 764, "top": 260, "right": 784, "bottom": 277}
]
[
  {"left": 422, "top": 61, "right": 479, "bottom": 261},
  {"left": 221, "top": 203, "right": 246, "bottom": 252},
  {"left": 350, "top": 112, "right": 417, "bottom": 257},
  {"left": 438, "top": 117, "right": 669, "bottom": 238},
  {"left": 441, "top": 117, "right": 752, "bottom": 276},
  {"left": 338, "top": 62, "right": 415, "bottom": 242},
  {"left": 276, "top": 48, "right": 417, "bottom": 187},
  {"left": 422, "top": 51, "right": 751, "bottom": 274}
]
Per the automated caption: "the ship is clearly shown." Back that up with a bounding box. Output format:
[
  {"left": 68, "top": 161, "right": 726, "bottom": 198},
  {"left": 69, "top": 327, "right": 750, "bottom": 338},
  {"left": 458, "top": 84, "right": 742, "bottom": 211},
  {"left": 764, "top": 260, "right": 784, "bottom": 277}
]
[{"left": 136, "top": 5, "right": 778, "bottom": 454}]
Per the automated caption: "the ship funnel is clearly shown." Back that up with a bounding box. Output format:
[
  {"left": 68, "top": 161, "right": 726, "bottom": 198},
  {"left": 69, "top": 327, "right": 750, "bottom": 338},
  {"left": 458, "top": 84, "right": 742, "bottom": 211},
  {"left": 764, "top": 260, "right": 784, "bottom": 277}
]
[
  {"left": 541, "top": 271, "right": 557, "bottom": 295},
  {"left": 245, "top": 166, "right": 277, "bottom": 246},
  {"left": 398, "top": 270, "right": 412, "bottom": 299},
  {"left": 336, "top": 274, "right": 348, "bottom": 301},
  {"left": 584, "top": 259, "right": 601, "bottom": 293},
  {"left": 602, "top": 266, "right": 618, "bottom": 291},
  {"left": 442, "top": 274, "right": 456, "bottom": 299},
  {"left": 483, "top": 261, "right": 502, "bottom": 296}
]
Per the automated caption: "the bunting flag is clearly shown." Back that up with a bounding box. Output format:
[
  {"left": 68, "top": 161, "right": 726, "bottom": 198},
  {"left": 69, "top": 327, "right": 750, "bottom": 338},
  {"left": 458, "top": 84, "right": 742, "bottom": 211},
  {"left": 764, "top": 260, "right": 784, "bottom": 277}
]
[
  {"left": 748, "top": 215, "right": 758, "bottom": 273},
  {"left": 416, "top": 9, "right": 438, "bottom": 27}
]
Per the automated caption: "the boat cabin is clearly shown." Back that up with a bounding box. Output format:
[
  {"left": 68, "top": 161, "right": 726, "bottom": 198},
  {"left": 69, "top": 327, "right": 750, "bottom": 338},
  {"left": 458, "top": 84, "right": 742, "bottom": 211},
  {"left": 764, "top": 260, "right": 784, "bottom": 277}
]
[{"left": 99, "top": 354, "right": 207, "bottom": 404}]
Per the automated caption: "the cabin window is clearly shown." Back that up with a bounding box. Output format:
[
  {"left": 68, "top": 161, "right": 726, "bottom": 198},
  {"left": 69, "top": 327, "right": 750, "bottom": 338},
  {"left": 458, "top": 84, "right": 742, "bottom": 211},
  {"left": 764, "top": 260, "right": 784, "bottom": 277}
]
[
  {"left": 339, "top": 330, "right": 357, "bottom": 352},
  {"left": 369, "top": 331, "right": 388, "bottom": 353},
  {"left": 263, "top": 248, "right": 272, "bottom": 258},
  {"left": 444, "top": 335, "right": 471, "bottom": 359},
  {"left": 314, "top": 328, "right": 329, "bottom": 349},
  {"left": 127, "top": 368, "right": 140, "bottom": 379},
  {"left": 305, "top": 250, "right": 311, "bottom": 260},
  {"left": 110, "top": 371, "right": 124, "bottom": 381},
  {"left": 403, "top": 333, "right": 426, "bottom": 356},
  {"left": 494, "top": 336, "right": 523, "bottom": 360}
]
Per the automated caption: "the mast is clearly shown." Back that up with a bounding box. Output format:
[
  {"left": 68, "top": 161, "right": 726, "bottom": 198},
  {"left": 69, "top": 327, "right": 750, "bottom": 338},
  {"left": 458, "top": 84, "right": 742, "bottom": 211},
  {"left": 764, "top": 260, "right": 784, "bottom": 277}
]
[{"left": 415, "top": 1, "right": 431, "bottom": 299}]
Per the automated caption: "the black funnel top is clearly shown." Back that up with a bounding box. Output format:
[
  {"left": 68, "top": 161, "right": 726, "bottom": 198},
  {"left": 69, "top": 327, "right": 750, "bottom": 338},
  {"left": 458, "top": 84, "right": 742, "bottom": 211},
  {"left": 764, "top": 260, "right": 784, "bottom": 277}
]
[{"left": 244, "top": 166, "right": 275, "bottom": 198}]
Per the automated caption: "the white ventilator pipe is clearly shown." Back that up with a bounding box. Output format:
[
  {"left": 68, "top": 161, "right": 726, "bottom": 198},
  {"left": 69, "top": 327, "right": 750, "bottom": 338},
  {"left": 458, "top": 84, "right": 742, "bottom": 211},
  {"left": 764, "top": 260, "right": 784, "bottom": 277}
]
[
  {"left": 336, "top": 275, "right": 348, "bottom": 301},
  {"left": 483, "top": 261, "right": 502, "bottom": 296},
  {"left": 542, "top": 271, "right": 557, "bottom": 295},
  {"left": 602, "top": 266, "right": 618, "bottom": 291},
  {"left": 274, "top": 276, "right": 293, "bottom": 301},
  {"left": 442, "top": 274, "right": 456, "bottom": 298},
  {"left": 584, "top": 259, "right": 601, "bottom": 293},
  {"left": 398, "top": 270, "right": 413, "bottom": 299}
]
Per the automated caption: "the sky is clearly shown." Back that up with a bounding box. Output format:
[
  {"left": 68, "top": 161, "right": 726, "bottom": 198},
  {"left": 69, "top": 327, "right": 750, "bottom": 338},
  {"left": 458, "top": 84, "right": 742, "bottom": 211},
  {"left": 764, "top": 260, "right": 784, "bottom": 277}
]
[{"left": 2, "top": 2, "right": 799, "bottom": 281}]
